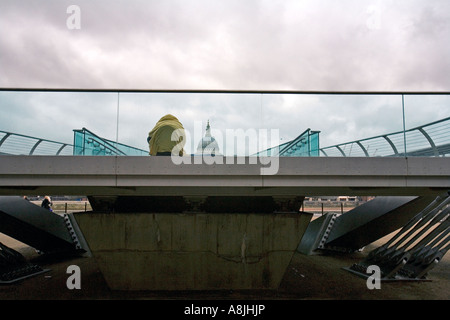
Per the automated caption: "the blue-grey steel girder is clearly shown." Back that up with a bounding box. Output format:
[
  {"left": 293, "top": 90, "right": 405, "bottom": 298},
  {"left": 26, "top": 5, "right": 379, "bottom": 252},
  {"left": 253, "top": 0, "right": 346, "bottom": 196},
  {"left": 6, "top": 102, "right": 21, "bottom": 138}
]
[
  {"left": 344, "top": 194, "right": 450, "bottom": 280},
  {"left": 0, "top": 196, "right": 86, "bottom": 254},
  {"left": 297, "top": 195, "right": 443, "bottom": 255}
]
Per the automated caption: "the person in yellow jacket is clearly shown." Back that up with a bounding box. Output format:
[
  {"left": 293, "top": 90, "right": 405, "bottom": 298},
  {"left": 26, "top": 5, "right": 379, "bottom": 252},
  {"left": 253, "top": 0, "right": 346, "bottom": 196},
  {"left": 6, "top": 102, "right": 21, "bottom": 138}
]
[{"left": 147, "top": 114, "right": 186, "bottom": 156}]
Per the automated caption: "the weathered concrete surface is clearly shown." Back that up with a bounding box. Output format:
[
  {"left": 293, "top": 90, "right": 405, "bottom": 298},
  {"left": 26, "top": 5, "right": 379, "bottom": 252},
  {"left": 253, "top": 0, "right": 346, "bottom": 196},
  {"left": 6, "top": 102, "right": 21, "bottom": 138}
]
[
  {"left": 0, "top": 156, "right": 449, "bottom": 196},
  {"left": 73, "top": 212, "right": 312, "bottom": 290},
  {"left": 87, "top": 195, "right": 305, "bottom": 213}
]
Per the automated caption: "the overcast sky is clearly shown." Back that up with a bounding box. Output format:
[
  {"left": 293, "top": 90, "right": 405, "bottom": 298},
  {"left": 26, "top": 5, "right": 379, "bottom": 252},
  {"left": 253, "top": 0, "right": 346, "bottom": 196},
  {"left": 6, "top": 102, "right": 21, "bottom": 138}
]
[{"left": 0, "top": 0, "right": 449, "bottom": 155}]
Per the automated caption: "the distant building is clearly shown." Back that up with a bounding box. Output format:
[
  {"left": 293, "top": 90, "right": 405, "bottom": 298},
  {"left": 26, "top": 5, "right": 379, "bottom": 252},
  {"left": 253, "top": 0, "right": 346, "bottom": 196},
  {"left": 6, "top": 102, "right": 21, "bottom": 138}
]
[{"left": 196, "top": 120, "right": 221, "bottom": 156}]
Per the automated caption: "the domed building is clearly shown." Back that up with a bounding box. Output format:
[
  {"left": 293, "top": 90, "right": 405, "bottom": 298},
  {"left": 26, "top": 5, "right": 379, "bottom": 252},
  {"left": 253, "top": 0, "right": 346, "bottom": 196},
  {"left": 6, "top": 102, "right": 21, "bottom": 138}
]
[{"left": 196, "top": 120, "right": 221, "bottom": 156}]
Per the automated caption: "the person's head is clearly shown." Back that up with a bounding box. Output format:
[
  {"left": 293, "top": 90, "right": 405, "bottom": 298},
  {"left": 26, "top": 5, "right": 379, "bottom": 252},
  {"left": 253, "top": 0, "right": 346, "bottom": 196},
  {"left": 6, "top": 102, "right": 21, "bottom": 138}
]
[{"left": 158, "top": 114, "right": 179, "bottom": 122}]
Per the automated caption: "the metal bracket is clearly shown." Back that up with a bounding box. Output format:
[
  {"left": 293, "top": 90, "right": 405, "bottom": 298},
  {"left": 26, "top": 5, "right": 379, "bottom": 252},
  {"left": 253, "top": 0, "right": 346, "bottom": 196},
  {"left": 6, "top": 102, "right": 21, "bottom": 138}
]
[
  {"left": 345, "top": 195, "right": 450, "bottom": 281},
  {"left": 317, "top": 213, "right": 338, "bottom": 250},
  {"left": 63, "top": 213, "right": 92, "bottom": 257},
  {"left": 297, "top": 212, "right": 340, "bottom": 255},
  {"left": 0, "top": 242, "right": 49, "bottom": 284},
  {"left": 63, "top": 214, "right": 82, "bottom": 250}
]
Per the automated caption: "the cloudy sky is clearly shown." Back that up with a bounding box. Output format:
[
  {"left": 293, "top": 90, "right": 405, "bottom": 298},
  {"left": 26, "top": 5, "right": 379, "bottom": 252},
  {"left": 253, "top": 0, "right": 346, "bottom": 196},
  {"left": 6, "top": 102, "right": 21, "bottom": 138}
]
[{"left": 0, "top": 0, "right": 449, "bottom": 155}]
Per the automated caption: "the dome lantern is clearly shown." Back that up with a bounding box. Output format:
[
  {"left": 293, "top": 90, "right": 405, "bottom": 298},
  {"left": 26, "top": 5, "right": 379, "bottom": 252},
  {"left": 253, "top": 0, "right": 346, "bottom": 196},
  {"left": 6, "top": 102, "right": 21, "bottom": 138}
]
[{"left": 196, "top": 120, "right": 220, "bottom": 155}]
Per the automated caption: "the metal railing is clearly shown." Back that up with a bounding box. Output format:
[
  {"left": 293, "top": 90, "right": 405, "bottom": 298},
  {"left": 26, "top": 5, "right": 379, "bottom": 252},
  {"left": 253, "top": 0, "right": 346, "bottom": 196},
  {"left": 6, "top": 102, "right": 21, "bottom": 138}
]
[
  {"left": 0, "top": 128, "right": 148, "bottom": 156},
  {"left": 0, "top": 130, "right": 73, "bottom": 156},
  {"left": 1, "top": 89, "right": 449, "bottom": 158},
  {"left": 319, "top": 117, "right": 450, "bottom": 157}
]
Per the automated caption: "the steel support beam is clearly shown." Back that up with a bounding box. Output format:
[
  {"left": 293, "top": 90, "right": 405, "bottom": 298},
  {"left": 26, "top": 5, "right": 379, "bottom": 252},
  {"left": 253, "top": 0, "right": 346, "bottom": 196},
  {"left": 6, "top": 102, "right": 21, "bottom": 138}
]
[
  {"left": 0, "top": 196, "right": 86, "bottom": 254},
  {"left": 297, "top": 195, "right": 445, "bottom": 254},
  {"left": 324, "top": 195, "right": 439, "bottom": 252},
  {"left": 344, "top": 195, "right": 450, "bottom": 280}
]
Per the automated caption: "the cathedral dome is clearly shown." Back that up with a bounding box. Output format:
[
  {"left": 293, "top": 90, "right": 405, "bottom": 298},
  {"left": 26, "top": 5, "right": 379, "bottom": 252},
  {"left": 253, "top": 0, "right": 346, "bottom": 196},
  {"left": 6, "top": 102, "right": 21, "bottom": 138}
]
[{"left": 196, "top": 120, "right": 220, "bottom": 155}]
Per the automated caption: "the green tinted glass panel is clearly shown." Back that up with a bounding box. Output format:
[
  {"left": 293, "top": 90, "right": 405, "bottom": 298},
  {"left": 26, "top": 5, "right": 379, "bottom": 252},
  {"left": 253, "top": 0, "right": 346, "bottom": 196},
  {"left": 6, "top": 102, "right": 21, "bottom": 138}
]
[{"left": 73, "top": 128, "right": 147, "bottom": 156}]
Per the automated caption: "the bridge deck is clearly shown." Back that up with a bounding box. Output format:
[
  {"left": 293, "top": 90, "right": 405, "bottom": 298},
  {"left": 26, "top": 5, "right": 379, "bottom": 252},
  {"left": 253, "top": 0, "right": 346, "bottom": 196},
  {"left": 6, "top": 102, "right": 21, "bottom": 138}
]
[{"left": 0, "top": 156, "right": 448, "bottom": 196}]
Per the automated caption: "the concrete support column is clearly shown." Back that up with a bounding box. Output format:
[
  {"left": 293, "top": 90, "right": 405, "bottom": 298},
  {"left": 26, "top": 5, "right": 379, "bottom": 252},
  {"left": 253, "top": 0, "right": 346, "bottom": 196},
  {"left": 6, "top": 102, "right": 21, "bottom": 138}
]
[{"left": 73, "top": 211, "right": 312, "bottom": 291}]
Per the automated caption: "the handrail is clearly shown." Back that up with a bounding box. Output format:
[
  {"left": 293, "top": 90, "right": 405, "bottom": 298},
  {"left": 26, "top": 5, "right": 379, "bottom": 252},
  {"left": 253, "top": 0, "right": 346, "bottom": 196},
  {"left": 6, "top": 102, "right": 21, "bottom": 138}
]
[
  {"left": 1, "top": 88, "right": 449, "bottom": 95},
  {"left": 0, "top": 130, "right": 73, "bottom": 156},
  {"left": 320, "top": 116, "right": 450, "bottom": 157},
  {"left": 1, "top": 89, "right": 448, "bottom": 157}
]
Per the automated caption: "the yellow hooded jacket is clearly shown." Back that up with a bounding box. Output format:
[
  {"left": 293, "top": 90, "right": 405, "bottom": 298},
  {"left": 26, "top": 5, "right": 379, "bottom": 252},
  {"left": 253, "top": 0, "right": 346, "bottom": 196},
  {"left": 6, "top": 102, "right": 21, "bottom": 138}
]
[{"left": 148, "top": 114, "right": 186, "bottom": 156}]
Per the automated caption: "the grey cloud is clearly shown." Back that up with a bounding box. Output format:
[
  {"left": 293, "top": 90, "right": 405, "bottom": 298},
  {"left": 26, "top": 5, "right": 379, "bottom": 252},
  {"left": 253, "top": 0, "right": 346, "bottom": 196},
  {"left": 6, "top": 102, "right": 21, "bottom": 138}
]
[{"left": 1, "top": 0, "right": 450, "bottom": 90}]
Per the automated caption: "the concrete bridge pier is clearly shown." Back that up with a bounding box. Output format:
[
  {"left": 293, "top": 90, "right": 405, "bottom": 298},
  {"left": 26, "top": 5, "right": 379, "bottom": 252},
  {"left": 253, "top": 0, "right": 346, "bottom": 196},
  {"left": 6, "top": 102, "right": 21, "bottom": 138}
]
[{"left": 73, "top": 210, "right": 312, "bottom": 291}]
